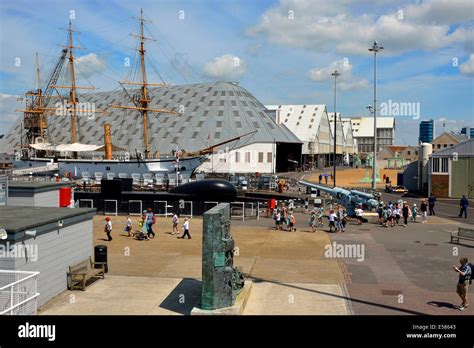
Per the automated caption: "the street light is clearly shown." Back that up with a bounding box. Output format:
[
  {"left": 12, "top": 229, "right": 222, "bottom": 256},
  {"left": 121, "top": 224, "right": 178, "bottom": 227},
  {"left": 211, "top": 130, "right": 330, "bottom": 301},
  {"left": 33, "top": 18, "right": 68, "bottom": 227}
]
[
  {"left": 368, "top": 41, "right": 383, "bottom": 190},
  {"left": 331, "top": 69, "right": 341, "bottom": 188}
]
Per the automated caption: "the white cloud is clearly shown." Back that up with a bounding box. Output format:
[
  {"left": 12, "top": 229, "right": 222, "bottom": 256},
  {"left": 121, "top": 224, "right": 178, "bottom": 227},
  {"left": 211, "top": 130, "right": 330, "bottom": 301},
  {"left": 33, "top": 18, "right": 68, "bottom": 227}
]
[
  {"left": 247, "top": 0, "right": 474, "bottom": 56},
  {"left": 308, "top": 59, "right": 368, "bottom": 90},
  {"left": 74, "top": 53, "right": 107, "bottom": 79},
  {"left": 460, "top": 54, "right": 474, "bottom": 75},
  {"left": 203, "top": 54, "right": 247, "bottom": 80}
]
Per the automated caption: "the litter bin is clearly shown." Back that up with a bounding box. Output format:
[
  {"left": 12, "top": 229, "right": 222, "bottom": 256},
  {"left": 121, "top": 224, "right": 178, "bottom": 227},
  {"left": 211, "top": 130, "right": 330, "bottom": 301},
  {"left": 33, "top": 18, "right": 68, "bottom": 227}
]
[{"left": 94, "top": 245, "right": 108, "bottom": 273}]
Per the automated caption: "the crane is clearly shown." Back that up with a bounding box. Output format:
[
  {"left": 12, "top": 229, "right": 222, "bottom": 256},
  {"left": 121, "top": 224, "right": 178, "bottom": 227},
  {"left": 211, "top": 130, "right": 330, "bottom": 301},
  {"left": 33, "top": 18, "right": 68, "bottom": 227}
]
[{"left": 22, "top": 48, "right": 68, "bottom": 148}]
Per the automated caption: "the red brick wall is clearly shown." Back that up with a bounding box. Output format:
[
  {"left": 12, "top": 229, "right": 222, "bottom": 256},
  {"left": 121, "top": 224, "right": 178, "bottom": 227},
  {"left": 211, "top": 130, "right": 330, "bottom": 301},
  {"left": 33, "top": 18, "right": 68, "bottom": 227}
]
[{"left": 431, "top": 174, "right": 449, "bottom": 197}]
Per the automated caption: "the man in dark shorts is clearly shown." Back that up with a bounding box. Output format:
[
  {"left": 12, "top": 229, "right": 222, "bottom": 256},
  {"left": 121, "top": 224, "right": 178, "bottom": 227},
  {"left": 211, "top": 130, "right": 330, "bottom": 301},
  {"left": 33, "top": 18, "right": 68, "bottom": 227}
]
[{"left": 453, "top": 256, "right": 471, "bottom": 311}]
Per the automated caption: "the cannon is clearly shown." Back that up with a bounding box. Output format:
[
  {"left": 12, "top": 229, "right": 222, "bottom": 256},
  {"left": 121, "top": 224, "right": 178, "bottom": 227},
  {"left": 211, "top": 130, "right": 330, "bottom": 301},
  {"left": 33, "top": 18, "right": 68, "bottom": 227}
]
[{"left": 299, "top": 180, "right": 379, "bottom": 216}]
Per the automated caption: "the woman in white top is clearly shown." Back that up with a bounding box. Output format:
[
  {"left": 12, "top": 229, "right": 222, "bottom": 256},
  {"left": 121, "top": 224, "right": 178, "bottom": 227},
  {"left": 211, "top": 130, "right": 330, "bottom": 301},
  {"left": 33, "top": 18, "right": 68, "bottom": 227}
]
[{"left": 172, "top": 213, "right": 179, "bottom": 235}]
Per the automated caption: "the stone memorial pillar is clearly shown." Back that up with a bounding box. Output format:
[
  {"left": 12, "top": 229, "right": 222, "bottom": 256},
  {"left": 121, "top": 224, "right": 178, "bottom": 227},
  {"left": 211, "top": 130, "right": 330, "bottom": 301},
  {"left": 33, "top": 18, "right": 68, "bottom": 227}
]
[{"left": 200, "top": 203, "right": 244, "bottom": 310}]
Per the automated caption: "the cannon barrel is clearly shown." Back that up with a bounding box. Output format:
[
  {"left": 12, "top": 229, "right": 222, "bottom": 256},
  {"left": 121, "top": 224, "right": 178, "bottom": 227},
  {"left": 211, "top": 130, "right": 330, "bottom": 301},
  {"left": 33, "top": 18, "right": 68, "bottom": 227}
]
[
  {"left": 298, "top": 180, "right": 351, "bottom": 196},
  {"left": 350, "top": 189, "right": 375, "bottom": 200}
]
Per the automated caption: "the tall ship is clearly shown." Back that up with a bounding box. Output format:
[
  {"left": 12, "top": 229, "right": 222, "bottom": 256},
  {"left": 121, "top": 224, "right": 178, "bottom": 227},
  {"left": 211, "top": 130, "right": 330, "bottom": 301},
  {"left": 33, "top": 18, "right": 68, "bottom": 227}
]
[{"left": 10, "top": 9, "right": 253, "bottom": 180}]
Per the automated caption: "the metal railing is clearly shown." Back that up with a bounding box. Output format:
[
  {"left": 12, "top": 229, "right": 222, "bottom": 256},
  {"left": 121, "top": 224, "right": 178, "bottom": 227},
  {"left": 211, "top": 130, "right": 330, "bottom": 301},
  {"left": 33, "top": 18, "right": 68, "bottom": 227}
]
[{"left": 0, "top": 270, "right": 40, "bottom": 315}]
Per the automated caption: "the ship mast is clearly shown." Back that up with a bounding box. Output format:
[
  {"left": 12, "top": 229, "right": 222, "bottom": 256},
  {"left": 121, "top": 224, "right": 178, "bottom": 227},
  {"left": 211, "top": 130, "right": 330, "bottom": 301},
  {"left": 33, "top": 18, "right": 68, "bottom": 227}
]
[
  {"left": 15, "top": 52, "right": 46, "bottom": 152},
  {"left": 110, "top": 8, "right": 178, "bottom": 159},
  {"left": 67, "top": 20, "right": 78, "bottom": 144},
  {"left": 138, "top": 9, "right": 150, "bottom": 157},
  {"left": 35, "top": 52, "right": 45, "bottom": 140},
  {"left": 51, "top": 21, "right": 95, "bottom": 146}
]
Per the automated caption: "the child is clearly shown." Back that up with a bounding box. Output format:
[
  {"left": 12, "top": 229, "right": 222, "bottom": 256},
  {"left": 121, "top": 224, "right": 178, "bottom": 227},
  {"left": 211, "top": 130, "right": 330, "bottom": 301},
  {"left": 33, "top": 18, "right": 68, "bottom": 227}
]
[
  {"left": 178, "top": 217, "right": 191, "bottom": 239},
  {"left": 274, "top": 209, "right": 282, "bottom": 230},
  {"left": 289, "top": 213, "right": 296, "bottom": 232},
  {"left": 382, "top": 206, "right": 388, "bottom": 227},
  {"left": 394, "top": 205, "right": 401, "bottom": 225},
  {"left": 104, "top": 216, "right": 112, "bottom": 241},
  {"left": 124, "top": 215, "right": 132, "bottom": 237},
  {"left": 309, "top": 211, "right": 316, "bottom": 233},
  {"left": 412, "top": 204, "right": 418, "bottom": 222},
  {"left": 172, "top": 213, "right": 179, "bottom": 235},
  {"left": 316, "top": 207, "right": 324, "bottom": 227}
]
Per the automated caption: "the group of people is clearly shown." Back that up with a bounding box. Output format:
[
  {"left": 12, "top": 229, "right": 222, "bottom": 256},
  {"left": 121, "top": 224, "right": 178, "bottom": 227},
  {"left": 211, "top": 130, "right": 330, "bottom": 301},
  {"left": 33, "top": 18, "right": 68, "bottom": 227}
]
[
  {"left": 308, "top": 205, "right": 348, "bottom": 233},
  {"left": 376, "top": 200, "right": 418, "bottom": 227},
  {"left": 273, "top": 203, "right": 297, "bottom": 232},
  {"left": 318, "top": 173, "right": 332, "bottom": 185},
  {"left": 104, "top": 209, "right": 192, "bottom": 241},
  {"left": 308, "top": 207, "right": 324, "bottom": 232}
]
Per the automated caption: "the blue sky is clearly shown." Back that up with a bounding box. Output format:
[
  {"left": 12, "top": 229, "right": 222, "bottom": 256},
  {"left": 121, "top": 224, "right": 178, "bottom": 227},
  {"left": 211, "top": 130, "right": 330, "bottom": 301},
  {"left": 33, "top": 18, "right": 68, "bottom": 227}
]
[{"left": 0, "top": 0, "right": 473, "bottom": 145}]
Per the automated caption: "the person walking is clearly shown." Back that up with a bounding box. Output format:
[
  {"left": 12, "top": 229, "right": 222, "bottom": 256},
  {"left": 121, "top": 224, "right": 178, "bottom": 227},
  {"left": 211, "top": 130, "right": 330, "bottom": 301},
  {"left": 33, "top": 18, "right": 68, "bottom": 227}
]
[
  {"left": 316, "top": 206, "right": 324, "bottom": 227},
  {"left": 309, "top": 211, "right": 317, "bottom": 232},
  {"left": 289, "top": 213, "right": 296, "bottom": 232},
  {"left": 281, "top": 204, "right": 288, "bottom": 230},
  {"left": 324, "top": 173, "right": 328, "bottom": 184},
  {"left": 124, "top": 215, "right": 132, "bottom": 237},
  {"left": 453, "top": 257, "right": 471, "bottom": 311},
  {"left": 328, "top": 209, "right": 337, "bottom": 232},
  {"left": 393, "top": 204, "right": 401, "bottom": 225},
  {"left": 145, "top": 208, "right": 156, "bottom": 239},
  {"left": 341, "top": 207, "right": 348, "bottom": 231},
  {"left": 171, "top": 212, "right": 179, "bottom": 235},
  {"left": 304, "top": 198, "right": 309, "bottom": 212},
  {"left": 336, "top": 206, "right": 346, "bottom": 233},
  {"left": 412, "top": 203, "right": 418, "bottom": 222},
  {"left": 382, "top": 206, "right": 389, "bottom": 227},
  {"left": 420, "top": 199, "right": 428, "bottom": 223},
  {"left": 319, "top": 173, "right": 322, "bottom": 184},
  {"left": 428, "top": 194, "right": 436, "bottom": 216},
  {"left": 459, "top": 195, "right": 469, "bottom": 219},
  {"left": 402, "top": 202, "right": 410, "bottom": 227},
  {"left": 274, "top": 209, "right": 281, "bottom": 230},
  {"left": 104, "top": 217, "right": 113, "bottom": 241},
  {"left": 355, "top": 205, "right": 364, "bottom": 225},
  {"left": 178, "top": 217, "right": 191, "bottom": 239},
  {"left": 377, "top": 202, "right": 384, "bottom": 225}
]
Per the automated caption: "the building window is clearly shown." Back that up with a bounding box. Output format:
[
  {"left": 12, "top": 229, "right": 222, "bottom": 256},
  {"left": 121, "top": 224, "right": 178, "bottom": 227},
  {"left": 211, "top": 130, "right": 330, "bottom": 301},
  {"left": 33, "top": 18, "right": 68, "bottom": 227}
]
[
  {"left": 235, "top": 152, "right": 240, "bottom": 163},
  {"left": 245, "top": 152, "right": 251, "bottom": 163},
  {"left": 258, "top": 152, "right": 264, "bottom": 163},
  {"left": 267, "top": 152, "right": 272, "bottom": 163},
  {"left": 407, "top": 151, "right": 411, "bottom": 155},
  {"left": 433, "top": 158, "right": 439, "bottom": 172},
  {"left": 441, "top": 158, "right": 448, "bottom": 172}
]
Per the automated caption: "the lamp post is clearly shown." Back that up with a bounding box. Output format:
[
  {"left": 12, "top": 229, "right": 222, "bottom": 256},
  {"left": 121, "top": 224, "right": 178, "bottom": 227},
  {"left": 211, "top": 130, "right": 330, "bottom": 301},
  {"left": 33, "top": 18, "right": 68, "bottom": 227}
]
[
  {"left": 331, "top": 69, "right": 341, "bottom": 188},
  {"left": 368, "top": 41, "right": 383, "bottom": 190}
]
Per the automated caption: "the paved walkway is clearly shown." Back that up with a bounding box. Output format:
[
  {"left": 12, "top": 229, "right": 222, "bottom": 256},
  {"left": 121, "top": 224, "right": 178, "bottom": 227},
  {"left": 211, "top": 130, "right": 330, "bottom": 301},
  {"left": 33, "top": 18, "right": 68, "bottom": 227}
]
[
  {"left": 39, "top": 212, "right": 472, "bottom": 315},
  {"left": 40, "top": 214, "right": 349, "bottom": 315}
]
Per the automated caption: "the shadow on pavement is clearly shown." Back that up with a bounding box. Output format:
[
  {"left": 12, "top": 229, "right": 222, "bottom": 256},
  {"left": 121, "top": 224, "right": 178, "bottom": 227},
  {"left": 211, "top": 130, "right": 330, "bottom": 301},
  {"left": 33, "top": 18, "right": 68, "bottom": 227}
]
[
  {"left": 159, "top": 278, "right": 201, "bottom": 315},
  {"left": 245, "top": 275, "right": 427, "bottom": 315},
  {"left": 427, "top": 301, "right": 456, "bottom": 309}
]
